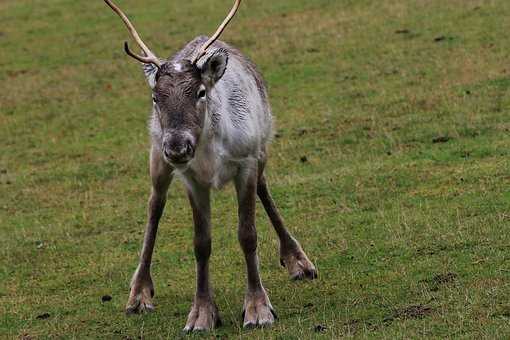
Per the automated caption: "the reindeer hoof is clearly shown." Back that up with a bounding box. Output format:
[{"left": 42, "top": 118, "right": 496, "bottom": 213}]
[
  {"left": 183, "top": 298, "right": 221, "bottom": 332},
  {"left": 290, "top": 265, "right": 318, "bottom": 281},
  {"left": 281, "top": 247, "right": 317, "bottom": 281},
  {"left": 125, "top": 279, "right": 155, "bottom": 314},
  {"left": 125, "top": 292, "right": 155, "bottom": 314},
  {"left": 242, "top": 289, "right": 276, "bottom": 328}
]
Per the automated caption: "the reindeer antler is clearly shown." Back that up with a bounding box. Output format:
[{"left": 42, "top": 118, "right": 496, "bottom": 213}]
[
  {"left": 104, "top": 0, "right": 162, "bottom": 68},
  {"left": 192, "top": 0, "right": 241, "bottom": 64}
]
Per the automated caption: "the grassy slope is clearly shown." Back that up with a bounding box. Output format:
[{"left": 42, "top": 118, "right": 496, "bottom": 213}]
[{"left": 1, "top": 0, "right": 509, "bottom": 338}]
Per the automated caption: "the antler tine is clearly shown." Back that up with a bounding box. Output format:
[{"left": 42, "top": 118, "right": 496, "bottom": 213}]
[
  {"left": 192, "top": 0, "right": 242, "bottom": 64},
  {"left": 104, "top": 0, "right": 161, "bottom": 68}
]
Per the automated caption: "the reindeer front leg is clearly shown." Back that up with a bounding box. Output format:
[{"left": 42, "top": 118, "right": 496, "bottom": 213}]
[
  {"left": 183, "top": 182, "right": 221, "bottom": 332},
  {"left": 235, "top": 161, "right": 277, "bottom": 328},
  {"left": 126, "top": 147, "right": 173, "bottom": 314},
  {"left": 257, "top": 172, "right": 317, "bottom": 280}
]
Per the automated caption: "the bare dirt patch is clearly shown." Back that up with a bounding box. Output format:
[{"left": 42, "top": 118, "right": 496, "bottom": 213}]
[
  {"left": 393, "top": 305, "right": 434, "bottom": 320},
  {"left": 420, "top": 272, "right": 458, "bottom": 291},
  {"left": 431, "top": 272, "right": 458, "bottom": 285},
  {"left": 378, "top": 304, "right": 435, "bottom": 327}
]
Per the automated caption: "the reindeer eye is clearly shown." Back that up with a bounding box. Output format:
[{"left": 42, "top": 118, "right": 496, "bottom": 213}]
[
  {"left": 152, "top": 96, "right": 158, "bottom": 104},
  {"left": 198, "top": 89, "right": 206, "bottom": 99}
]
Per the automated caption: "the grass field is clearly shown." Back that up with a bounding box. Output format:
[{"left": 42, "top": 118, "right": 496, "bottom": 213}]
[{"left": 1, "top": 0, "right": 510, "bottom": 338}]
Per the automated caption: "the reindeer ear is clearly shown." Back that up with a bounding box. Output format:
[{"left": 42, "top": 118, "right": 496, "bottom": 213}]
[
  {"left": 200, "top": 48, "right": 229, "bottom": 86},
  {"left": 143, "top": 63, "right": 158, "bottom": 89}
]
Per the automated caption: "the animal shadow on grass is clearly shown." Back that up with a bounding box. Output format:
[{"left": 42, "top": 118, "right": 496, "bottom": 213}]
[
  {"left": 342, "top": 304, "right": 434, "bottom": 336},
  {"left": 491, "top": 306, "right": 510, "bottom": 319},
  {"left": 341, "top": 273, "right": 457, "bottom": 337}
]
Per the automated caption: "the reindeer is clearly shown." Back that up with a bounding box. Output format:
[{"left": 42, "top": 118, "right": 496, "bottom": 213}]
[{"left": 104, "top": 0, "right": 317, "bottom": 331}]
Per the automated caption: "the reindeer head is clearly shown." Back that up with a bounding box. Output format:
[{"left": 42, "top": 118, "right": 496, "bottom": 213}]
[{"left": 104, "top": 0, "right": 240, "bottom": 165}]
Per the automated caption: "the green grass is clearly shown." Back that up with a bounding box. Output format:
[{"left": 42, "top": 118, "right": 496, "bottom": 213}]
[{"left": 1, "top": 0, "right": 510, "bottom": 338}]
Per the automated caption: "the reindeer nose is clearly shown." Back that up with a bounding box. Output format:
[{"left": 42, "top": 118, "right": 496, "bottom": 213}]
[{"left": 163, "top": 134, "right": 195, "bottom": 164}]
